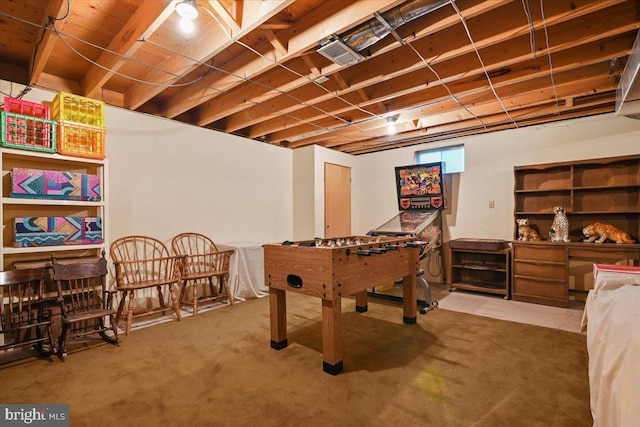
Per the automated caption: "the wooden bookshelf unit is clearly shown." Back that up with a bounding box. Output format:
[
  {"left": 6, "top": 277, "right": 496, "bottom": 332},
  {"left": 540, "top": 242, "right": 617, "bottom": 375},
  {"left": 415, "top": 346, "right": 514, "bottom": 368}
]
[
  {"left": 1, "top": 148, "right": 108, "bottom": 270},
  {"left": 448, "top": 239, "right": 511, "bottom": 299},
  {"left": 512, "top": 154, "right": 640, "bottom": 307}
]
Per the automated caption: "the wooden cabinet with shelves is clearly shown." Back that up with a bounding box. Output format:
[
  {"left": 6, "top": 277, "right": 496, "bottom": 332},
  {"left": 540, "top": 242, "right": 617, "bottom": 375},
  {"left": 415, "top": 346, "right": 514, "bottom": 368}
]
[
  {"left": 1, "top": 147, "right": 108, "bottom": 270},
  {"left": 514, "top": 154, "right": 640, "bottom": 241},
  {"left": 448, "top": 240, "right": 511, "bottom": 299},
  {"left": 512, "top": 154, "right": 640, "bottom": 307}
]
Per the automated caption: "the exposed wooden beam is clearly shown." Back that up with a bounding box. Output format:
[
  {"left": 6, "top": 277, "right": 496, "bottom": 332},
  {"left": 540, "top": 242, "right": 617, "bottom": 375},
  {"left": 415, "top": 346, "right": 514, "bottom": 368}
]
[
  {"left": 332, "top": 72, "right": 349, "bottom": 91},
  {"left": 259, "top": 23, "right": 292, "bottom": 30},
  {"left": 35, "top": 72, "right": 124, "bottom": 107},
  {"left": 125, "top": 0, "right": 294, "bottom": 110},
  {"left": 245, "top": 23, "right": 634, "bottom": 142},
  {"left": 1, "top": 0, "right": 633, "bottom": 154},
  {"left": 29, "top": 0, "right": 68, "bottom": 85},
  {"left": 165, "top": 0, "right": 401, "bottom": 119},
  {"left": 343, "top": 102, "right": 616, "bottom": 154},
  {"left": 0, "top": 61, "right": 29, "bottom": 85},
  {"left": 199, "top": 0, "right": 626, "bottom": 137},
  {"left": 262, "top": 29, "right": 288, "bottom": 56},
  {"left": 81, "top": 0, "right": 174, "bottom": 97},
  {"left": 194, "top": 0, "right": 509, "bottom": 126},
  {"left": 340, "top": 91, "right": 617, "bottom": 153},
  {"left": 301, "top": 52, "right": 321, "bottom": 78},
  {"left": 203, "top": 0, "right": 242, "bottom": 34},
  {"left": 284, "top": 62, "right": 617, "bottom": 148}
]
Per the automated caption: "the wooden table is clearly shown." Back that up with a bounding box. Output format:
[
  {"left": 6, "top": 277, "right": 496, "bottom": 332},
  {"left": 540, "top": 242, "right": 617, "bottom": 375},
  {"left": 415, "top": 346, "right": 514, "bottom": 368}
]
[{"left": 264, "top": 236, "right": 422, "bottom": 375}]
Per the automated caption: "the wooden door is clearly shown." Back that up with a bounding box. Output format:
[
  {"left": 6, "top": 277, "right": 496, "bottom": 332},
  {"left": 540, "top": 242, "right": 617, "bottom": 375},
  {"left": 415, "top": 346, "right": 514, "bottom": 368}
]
[{"left": 324, "top": 163, "right": 351, "bottom": 238}]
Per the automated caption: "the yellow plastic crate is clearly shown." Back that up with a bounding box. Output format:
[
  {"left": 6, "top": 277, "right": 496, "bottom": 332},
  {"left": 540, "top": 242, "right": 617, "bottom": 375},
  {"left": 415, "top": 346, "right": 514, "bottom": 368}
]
[
  {"left": 50, "top": 92, "right": 105, "bottom": 127},
  {"left": 57, "top": 122, "right": 105, "bottom": 159}
]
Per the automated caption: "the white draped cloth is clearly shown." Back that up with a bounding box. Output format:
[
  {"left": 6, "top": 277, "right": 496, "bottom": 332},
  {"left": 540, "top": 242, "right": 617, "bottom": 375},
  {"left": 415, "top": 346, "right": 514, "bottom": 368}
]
[
  {"left": 581, "top": 264, "right": 640, "bottom": 427},
  {"left": 218, "top": 242, "right": 268, "bottom": 300}
]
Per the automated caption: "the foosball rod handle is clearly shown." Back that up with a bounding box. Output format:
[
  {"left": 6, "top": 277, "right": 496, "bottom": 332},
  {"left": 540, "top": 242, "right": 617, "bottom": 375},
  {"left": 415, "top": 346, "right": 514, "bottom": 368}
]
[
  {"left": 405, "top": 241, "right": 427, "bottom": 248},
  {"left": 369, "top": 247, "right": 386, "bottom": 254}
]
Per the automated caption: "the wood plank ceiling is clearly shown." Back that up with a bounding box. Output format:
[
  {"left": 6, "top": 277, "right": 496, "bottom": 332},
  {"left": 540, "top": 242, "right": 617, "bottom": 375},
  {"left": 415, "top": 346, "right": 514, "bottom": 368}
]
[{"left": 0, "top": 0, "right": 638, "bottom": 155}]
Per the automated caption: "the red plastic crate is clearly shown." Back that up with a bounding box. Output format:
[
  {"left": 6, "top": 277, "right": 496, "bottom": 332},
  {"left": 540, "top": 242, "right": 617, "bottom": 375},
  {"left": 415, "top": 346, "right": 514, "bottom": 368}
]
[
  {"left": 57, "top": 121, "right": 105, "bottom": 159},
  {"left": 0, "top": 111, "right": 57, "bottom": 153},
  {"left": 3, "top": 97, "right": 50, "bottom": 119}
]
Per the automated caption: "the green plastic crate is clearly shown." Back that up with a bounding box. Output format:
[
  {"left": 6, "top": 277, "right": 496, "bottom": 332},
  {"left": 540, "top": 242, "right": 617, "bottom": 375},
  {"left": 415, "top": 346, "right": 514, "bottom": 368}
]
[{"left": 0, "top": 111, "right": 57, "bottom": 153}]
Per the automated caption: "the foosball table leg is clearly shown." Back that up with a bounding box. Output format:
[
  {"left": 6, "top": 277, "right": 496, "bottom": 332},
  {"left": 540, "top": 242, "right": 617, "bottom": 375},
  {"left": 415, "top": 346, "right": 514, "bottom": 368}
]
[
  {"left": 402, "top": 273, "right": 418, "bottom": 325},
  {"left": 270, "top": 288, "right": 288, "bottom": 350},
  {"left": 321, "top": 297, "right": 344, "bottom": 375},
  {"left": 354, "top": 290, "right": 368, "bottom": 312}
]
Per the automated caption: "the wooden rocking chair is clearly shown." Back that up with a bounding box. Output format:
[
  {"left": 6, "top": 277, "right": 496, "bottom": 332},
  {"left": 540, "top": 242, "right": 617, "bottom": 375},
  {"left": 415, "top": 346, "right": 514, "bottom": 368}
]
[
  {"left": 110, "top": 236, "right": 182, "bottom": 335},
  {"left": 171, "top": 232, "right": 235, "bottom": 316},
  {"left": 52, "top": 254, "right": 119, "bottom": 358},
  {"left": 0, "top": 267, "right": 54, "bottom": 357}
]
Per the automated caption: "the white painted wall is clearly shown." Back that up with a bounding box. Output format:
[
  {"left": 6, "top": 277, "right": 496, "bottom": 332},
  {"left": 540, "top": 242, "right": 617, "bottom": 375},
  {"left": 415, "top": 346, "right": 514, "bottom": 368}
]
[
  {"left": 4, "top": 80, "right": 639, "bottom": 256},
  {"left": 106, "top": 107, "right": 293, "bottom": 245},
  {"left": 292, "top": 146, "right": 315, "bottom": 240},
  {"left": 353, "top": 113, "right": 640, "bottom": 242},
  {"left": 2, "top": 83, "right": 293, "bottom": 250}
]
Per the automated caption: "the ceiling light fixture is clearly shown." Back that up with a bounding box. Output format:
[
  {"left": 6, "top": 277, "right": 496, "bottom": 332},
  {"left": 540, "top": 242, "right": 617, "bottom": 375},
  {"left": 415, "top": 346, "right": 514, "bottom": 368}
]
[
  {"left": 176, "top": 0, "right": 198, "bottom": 20},
  {"left": 175, "top": 0, "right": 198, "bottom": 33}
]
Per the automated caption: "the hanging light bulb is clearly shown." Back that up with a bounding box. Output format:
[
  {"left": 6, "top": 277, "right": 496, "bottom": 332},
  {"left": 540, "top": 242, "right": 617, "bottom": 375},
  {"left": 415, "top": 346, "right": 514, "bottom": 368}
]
[
  {"left": 387, "top": 116, "right": 398, "bottom": 135},
  {"left": 179, "top": 16, "right": 195, "bottom": 33},
  {"left": 175, "top": 0, "right": 198, "bottom": 20}
]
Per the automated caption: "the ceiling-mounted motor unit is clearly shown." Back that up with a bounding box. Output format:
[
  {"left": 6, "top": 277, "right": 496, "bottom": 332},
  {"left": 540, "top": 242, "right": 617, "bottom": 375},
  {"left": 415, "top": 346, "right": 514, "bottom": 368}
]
[{"left": 317, "top": 39, "right": 364, "bottom": 66}]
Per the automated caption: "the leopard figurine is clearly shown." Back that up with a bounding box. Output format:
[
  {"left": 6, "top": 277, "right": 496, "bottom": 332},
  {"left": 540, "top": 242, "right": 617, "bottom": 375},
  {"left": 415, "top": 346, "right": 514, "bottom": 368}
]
[
  {"left": 517, "top": 218, "right": 542, "bottom": 241},
  {"left": 549, "top": 205, "right": 570, "bottom": 242},
  {"left": 583, "top": 222, "right": 636, "bottom": 244}
]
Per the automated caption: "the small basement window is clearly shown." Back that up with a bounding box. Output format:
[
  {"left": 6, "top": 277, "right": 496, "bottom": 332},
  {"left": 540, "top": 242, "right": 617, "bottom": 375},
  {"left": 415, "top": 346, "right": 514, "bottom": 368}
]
[{"left": 415, "top": 144, "right": 465, "bottom": 173}]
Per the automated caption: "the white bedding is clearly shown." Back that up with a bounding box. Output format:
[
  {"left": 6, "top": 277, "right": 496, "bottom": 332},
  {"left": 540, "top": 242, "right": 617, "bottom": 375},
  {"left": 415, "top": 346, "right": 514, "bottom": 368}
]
[{"left": 581, "top": 264, "right": 640, "bottom": 427}]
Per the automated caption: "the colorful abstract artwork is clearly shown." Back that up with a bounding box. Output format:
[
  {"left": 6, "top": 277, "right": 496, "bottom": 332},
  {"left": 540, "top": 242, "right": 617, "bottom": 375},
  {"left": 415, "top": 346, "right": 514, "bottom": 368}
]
[
  {"left": 394, "top": 162, "right": 446, "bottom": 210},
  {"left": 14, "top": 216, "right": 103, "bottom": 247},
  {"left": 11, "top": 168, "right": 101, "bottom": 201}
]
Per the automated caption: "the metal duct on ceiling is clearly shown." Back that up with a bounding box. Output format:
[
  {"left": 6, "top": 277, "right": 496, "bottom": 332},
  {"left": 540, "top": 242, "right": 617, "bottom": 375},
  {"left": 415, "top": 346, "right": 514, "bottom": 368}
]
[
  {"left": 616, "top": 30, "right": 640, "bottom": 119},
  {"left": 342, "top": 0, "right": 451, "bottom": 52},
  {"left": 318, "top": 0, "right": 451, "bottom": 65}
]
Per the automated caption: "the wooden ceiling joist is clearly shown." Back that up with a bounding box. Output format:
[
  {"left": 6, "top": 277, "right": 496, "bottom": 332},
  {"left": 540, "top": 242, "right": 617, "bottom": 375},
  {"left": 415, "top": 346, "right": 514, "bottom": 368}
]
[{"left": 0, "top": 0, "right": 635, "bottom": 154}]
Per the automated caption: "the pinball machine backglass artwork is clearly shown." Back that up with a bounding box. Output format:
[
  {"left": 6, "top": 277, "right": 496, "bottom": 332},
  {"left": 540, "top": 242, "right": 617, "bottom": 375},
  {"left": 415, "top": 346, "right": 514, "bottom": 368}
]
[{"left": 395, "top": 162, "right": 446, "bottom": 211}]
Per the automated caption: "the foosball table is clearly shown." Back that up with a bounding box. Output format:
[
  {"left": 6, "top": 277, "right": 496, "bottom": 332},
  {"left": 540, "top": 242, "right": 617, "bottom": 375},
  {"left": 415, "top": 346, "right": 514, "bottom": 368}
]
[{"left": 264, "top": 235, "right": 424, "bottom": 375}]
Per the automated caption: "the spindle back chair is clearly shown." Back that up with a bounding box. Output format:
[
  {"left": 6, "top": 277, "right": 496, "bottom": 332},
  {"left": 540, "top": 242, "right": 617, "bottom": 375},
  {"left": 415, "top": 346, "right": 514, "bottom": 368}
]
[
  {"left": 110, "top": 235, "right": 182, "bottom": 334},
  {"left": 52, "top": 255, "right": 119, "bottom": 358},
  {"left": 171, "top": 232, "right": 234, "bottom": 316},
  {"left": 0, "top": 267, "right": 54, "bottom": 356}
]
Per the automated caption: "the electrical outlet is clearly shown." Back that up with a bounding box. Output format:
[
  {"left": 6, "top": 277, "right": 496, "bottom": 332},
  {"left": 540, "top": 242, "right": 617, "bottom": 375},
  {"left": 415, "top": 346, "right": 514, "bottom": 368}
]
[{"left": 489, "top": 200, "right": 495, "bottom": 208}]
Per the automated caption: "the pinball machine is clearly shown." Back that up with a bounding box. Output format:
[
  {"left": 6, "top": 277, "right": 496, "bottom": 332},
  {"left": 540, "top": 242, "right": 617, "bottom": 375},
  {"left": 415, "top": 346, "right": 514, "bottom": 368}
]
[{"left": 369, "top": 162, "right": 446, "bottom": 313}]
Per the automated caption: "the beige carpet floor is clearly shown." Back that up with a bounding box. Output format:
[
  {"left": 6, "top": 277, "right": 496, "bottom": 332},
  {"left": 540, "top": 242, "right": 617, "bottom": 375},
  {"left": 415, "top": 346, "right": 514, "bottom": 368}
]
[{"left": 0, "top": 293, "right": 591, "bottom": 427}]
